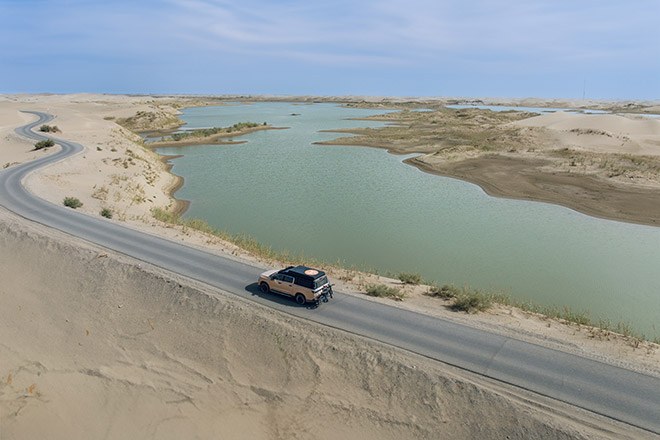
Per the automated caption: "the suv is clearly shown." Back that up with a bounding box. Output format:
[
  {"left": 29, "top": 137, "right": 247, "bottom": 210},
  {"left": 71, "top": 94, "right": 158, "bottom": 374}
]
[{"left": 258, "top": 265, "right": 334, "bottom": 305}]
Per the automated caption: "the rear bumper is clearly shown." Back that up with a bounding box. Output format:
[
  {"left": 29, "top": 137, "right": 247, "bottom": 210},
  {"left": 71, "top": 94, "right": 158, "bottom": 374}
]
[{"left": 313, "top": 285, "right": 334, "bottom": 303}]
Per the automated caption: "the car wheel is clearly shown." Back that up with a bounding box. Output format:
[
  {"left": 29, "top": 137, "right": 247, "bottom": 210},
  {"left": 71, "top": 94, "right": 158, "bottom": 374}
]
[
  {"left": 260, "top": 282, "right": 270, "bottom": 293},
  {"left": 295, "top": 293, "right": 306, "bottom": 305}
]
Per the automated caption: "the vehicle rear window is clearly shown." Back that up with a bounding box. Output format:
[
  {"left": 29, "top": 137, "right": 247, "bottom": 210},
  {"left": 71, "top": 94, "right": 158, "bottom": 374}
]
[{"left": 314, "top": 276, "right": 328, "bottom": 289}]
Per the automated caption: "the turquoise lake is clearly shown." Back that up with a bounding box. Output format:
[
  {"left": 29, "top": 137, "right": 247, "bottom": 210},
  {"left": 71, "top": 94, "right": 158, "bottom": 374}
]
[{"left": 156, "top": 102, "right": 660, "bottom": 337}]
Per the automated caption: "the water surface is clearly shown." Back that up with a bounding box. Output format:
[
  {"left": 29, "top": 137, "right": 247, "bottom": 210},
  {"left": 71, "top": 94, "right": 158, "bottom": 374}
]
[{"left": 445, "top": 104, "right": 607, "bottom": 114}]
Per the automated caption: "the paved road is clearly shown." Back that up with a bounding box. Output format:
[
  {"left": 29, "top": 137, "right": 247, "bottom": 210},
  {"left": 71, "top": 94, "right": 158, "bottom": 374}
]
[{"left": 3, "top": 111, "right": 659, "bottom": 435}]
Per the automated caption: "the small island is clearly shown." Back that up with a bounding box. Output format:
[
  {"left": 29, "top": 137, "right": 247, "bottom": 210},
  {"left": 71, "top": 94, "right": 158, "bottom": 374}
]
[{"left": 147, "top": 122, "right": 286, "bottom": 147}]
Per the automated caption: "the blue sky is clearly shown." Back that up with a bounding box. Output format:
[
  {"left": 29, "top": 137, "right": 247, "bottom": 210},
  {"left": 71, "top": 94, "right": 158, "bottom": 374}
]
[{"left": 1, "top": 0, "right": 658, "bottom": 99}]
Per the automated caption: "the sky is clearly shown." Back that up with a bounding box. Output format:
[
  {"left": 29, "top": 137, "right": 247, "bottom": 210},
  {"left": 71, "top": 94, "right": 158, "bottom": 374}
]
[{"left": 1, "top": 0, "right": 659, "bottom": 99}]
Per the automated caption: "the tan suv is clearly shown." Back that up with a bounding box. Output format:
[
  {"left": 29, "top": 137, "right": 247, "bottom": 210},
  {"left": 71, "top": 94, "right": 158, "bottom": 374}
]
[{"left": 258, "top": 265, "right": 334, "bottom": 305}]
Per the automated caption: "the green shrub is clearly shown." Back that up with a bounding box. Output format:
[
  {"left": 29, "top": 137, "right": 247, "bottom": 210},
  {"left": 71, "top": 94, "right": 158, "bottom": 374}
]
[
  {"left": 166, "top": 122, "right": 262, "bottom": 142},
  {"left": 39, "top": 125, "right": 60, "bottom": 133},
  {"left": 63, "top": 197, "right": 83, "bottom": 209},
  {"left": 34, "top": 139, "right": 55, "bottom": 150},
  {"left": 427, "top": 284, "right": 461, "bottom": 299},
  {"left": 100, "top": 208, "right": 113, "bottom": 218},
  {"left": 398, "top": 272, "right": 422, "bottom": 285},
  {"left": 365, "top": 284, "right": 404, "bottom": 301},
  {"left": 451, "top": 290, "right": 493, "bottom": 313},
  {"left": 426, "top": 284, "right": 492, "bottom": 313}
]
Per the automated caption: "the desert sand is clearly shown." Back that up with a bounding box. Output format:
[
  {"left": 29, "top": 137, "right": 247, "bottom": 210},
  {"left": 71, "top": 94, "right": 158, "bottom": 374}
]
[
  {"left": 1, "top": 209, "right": 651, "bottom": 440},
  {"left": 1, "top": 94, "right": 659, "bottom": 439}
]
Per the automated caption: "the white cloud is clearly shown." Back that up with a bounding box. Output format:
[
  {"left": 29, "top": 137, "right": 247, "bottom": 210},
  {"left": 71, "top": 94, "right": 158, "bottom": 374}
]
[
  {"left": 161, "top": 0, "right": 659, "bottom": 69},
  {"left": 3, "top": 0, "right": 658, "bottom": 74}
]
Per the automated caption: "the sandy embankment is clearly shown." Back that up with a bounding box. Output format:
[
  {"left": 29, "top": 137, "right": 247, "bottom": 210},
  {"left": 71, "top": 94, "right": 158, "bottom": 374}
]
[{"left": 0, "top": 209, "right": 643, "bottom": 440}]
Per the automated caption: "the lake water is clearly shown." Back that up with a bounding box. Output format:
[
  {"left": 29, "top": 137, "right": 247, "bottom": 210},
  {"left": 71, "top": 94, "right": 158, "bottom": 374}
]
[
  {"left": 445, "top": 104, "right": 608, "bottom": 114},
  {"left": 446, "top": 104, "right": 660, "bottom": 118},
  {"left": 156, "top": 102, "right": 660, "bottom": 337}
]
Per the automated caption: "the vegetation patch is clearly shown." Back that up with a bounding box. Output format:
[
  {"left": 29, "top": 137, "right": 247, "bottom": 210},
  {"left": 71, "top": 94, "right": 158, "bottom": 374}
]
[
  {"left": 116, "top": 110, "right": 181, "bottom": 131},
  {"left": 63, "top": 197, "right": 83, "bottom": 209},
  {"left": 427, "top": 284, "right": 493, "bottom": 313},
  {"left": 398, "top": 272, "right": 422, "bottom": 285},
  {"left": 365, "top": 284, "right": 405, "bottom": 301},
  {"left": 568, "top": 128, "right": 612, "bottom": 137},
  {"left": 317, "top": 107, "right": 535, "bottom": 153},
  {"left": 92, "top": 185, "right": 109, "bottom": 200},
  {"left": 451, "top": 290, "right": 493, "bottom": 313},
  {"left": 100, "top": 208, "right": 113, "bottom": 219},
  {"left": 152, "top": 208, "right": 292, "bottom": 263},
  {"left": 152, "top": 208, "right": 373, "bottom": 286},
  {"left": 34, "top": 139, "right": 55, "bottom": 150},
  {"left": 427, "top": 284, "right": 461, "bottom": 299},
  {"left": 39, "top": 124, "right": 60, "bottom": 133},
  {"left": 550, "top": 148, "right": 660, "bottom": 181},
  {"left": 425, "top": 283, "right": 657, "bottom": 342},
  {"left": 162, "top": 122, "right": 265, "bottom": 143}
]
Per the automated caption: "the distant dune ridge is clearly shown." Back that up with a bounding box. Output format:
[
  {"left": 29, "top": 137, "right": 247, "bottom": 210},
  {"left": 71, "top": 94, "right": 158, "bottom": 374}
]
[{"left": 512, "top": 111, "right": 660, "bottom": 155}]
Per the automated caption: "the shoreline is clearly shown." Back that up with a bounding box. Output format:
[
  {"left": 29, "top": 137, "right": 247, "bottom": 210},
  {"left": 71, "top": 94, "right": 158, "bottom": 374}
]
[
  {"left": 149, "top": 139, "right": 247, "bottom": 148},
  {"left": 404, "top": 155, "right": 660, "bottom": 227},
  {"left": 316, "top": 136, "right": 660, "bottom": 227},
  {"left": 145, "top": 124, "right": 290, "bottom": 217},
  {"left": 315, "top": 113, "right": 660, "bottom": 228},
  {"left": 145, "top": 125, "right": 287, "bottom": 148},
  {"left": 157, "top": 153, "right": 190, "bottom": 215}
]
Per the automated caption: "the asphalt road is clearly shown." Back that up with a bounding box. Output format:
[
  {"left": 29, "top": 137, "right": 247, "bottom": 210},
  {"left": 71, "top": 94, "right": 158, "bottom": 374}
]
[{"left": 3, "top": 111, "right": 659, "bottom": 435}]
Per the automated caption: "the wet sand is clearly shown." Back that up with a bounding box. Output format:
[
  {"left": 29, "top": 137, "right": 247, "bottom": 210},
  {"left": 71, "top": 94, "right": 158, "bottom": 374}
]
[{"left": 407, "top": 154, "right": 660, "bottom": 226}]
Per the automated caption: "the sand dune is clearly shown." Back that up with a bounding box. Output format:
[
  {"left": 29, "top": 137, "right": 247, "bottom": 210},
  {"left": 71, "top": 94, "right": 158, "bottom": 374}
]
[
  {"left": 516, "top": 111, "right": 660, "bottom": 135},
  {"left": 0, "top": 209, "right": 640, "bottom": 440},
  {"left": 513, "top": 111, "right": 660, "bottom": 155}
]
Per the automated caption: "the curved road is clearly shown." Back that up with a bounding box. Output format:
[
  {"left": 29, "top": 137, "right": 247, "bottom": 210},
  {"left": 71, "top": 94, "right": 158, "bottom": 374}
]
[{"left": 2, "top": 111, "right": 659, "bottom": 435}]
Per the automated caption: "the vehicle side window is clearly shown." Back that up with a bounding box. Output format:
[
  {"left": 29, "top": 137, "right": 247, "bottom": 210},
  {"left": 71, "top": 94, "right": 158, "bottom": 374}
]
[
  {"left": 295, "top": 277, "right": 313, "bottom": 288},
  {"left": 282, "top": 275, "right": 294, "bottom": 284},
  {"left": 272, "top": 274, "right": 283, "bottom": 281}
]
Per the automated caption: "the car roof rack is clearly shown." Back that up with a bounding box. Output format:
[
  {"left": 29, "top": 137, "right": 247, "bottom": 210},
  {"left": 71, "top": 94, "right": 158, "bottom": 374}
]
[{"left": 281, "top": 265, "right": 326, "bottom": 279}]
